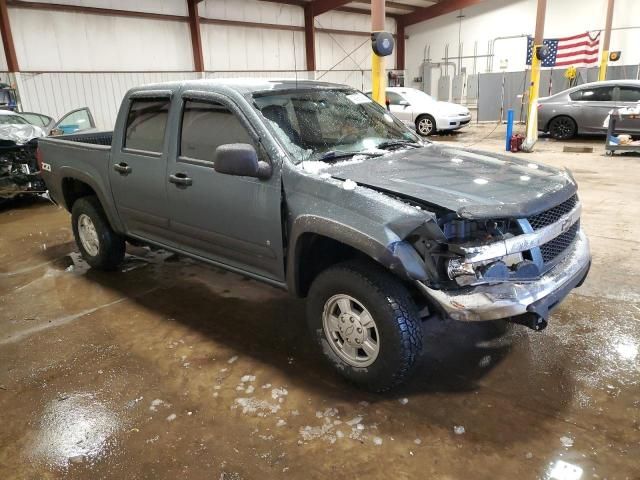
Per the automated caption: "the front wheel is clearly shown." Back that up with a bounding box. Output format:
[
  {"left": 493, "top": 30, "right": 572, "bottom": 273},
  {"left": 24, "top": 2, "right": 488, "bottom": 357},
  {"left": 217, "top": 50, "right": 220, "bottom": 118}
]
[
  {"left": 306, "top": 261, "right": 423, "bottom": 392},
  {"left": 71, "top": 196, "right": 125, "bottom": 270},
  {"left": 416, "top": 114, "right": 436, "bottom": 136}
]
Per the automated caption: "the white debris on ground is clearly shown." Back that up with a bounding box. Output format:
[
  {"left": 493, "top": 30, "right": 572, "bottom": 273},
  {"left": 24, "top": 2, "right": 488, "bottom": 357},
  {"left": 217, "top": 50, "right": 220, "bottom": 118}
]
[
  {"left": 233, "top": 397, "right": 281, "bottom": 417},
  {"left": 227, "top": 356, "right": 239, "bottom": 364},
  {"left": 414, "top": 438, "right": 422, "bottom": 445},
  {"left": 166, "top": 413, "right": 177, "bottom": 422},
  {"left": 245, "top": 385, "right": 255, "bottom": 394},
  {"left": 261, "top": 383, "right": 272, "bottom": 389},
  {"left": 298, "top": 407, "right": 373, "bottom": 444},
  {"left": 399, "top": 398, "right": 409, "bottom": 405},
  {"left": 276, "top": 419, "right": 287, "bottom": 427},
  {"left": 149, "top": 399, "right": 170, "bottom": 412},
  {"left": 342, "top": 179, "right": 357, "bottom": 191},
  {"left": 560, "top": 436, "right": 574, "bottom": 447},
  {"left": 453, "top": 425, "right": 466, "bottom": 435},
  {"left": 372, "top": 436, "right": 383, "bottom": 446},
  {"left": 240, "top": 375, "right": 256, "bottom": 383},
  {"left": 271, "top": 388, "right": 288, "bottom": 403}
]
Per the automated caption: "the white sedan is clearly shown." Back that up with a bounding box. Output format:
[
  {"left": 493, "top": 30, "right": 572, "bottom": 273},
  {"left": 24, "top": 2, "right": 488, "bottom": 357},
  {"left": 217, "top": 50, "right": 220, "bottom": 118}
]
[{"left": 366, "top": 87, "right": 471, "bottom": 136}]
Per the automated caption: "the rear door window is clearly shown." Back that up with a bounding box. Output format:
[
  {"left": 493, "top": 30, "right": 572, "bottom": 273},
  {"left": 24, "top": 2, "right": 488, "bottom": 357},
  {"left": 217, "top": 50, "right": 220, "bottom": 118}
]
[
  {"left": 618, "top": 86, "right": 640, "bottom": 102},
  {"left": 125, "top": 99, "right": 170, "bottom": 153},
  {"left": 570, "top": 87, "right": 614, "bottom": 102},
  {"left": 180, "top": 100, "right": 252, "bottom": 162}
]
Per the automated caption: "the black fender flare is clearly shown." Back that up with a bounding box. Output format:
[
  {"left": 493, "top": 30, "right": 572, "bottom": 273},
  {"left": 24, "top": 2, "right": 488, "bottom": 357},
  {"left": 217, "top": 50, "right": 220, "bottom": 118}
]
[
  {"left": 58, "top": 167, "right": 125, "bottom": 234},
  {"left": 286, "top": 215, "right": 428, "bottom": 296}
]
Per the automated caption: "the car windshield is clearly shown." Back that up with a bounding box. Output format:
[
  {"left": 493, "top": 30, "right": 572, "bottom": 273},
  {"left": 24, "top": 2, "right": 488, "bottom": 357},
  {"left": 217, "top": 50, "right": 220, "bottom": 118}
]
[
  {"left": 0, "top": 114, "right": 29, "bottom": 125},
  {"left": 252, "top": 88, "right": 422, "bottom": 163}
]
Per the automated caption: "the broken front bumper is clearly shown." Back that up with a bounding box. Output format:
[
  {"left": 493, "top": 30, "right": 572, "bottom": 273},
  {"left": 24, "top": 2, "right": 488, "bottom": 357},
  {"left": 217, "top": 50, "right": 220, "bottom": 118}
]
[{"left": 415, "top": 229, "right": 591, "bottom": 322}]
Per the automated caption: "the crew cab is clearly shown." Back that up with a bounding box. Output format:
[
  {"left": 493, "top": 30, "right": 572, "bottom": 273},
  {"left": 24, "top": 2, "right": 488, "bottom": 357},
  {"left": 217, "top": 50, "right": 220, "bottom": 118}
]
[{"left": 38, "top": 79, "right": 591, "bottom": 391}]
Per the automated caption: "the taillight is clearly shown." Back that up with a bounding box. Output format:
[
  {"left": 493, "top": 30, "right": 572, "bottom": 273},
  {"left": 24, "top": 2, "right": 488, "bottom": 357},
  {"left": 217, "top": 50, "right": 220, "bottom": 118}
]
[{"left": 36, "top": 146, "right": 43, "bottom": 170}]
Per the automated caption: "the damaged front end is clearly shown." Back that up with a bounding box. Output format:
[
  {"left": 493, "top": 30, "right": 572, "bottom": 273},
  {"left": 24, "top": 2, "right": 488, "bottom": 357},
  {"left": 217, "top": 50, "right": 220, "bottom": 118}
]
[
  {"left": 0, "top": 139, "right": 46, "bottom": 201},
  {"left": 402, "top": 194, "right": 591, "bottom": 330}
]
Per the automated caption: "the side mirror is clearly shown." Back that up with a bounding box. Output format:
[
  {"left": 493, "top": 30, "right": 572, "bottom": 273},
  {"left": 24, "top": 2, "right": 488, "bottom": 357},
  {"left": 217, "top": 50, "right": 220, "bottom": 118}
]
[
  {"left": 49, "top": 127, "right": 64, "bottom": 136},
  {"left": 214, "top": 143, "right": 272, "bottom": 179},
  {"left": 399, "top": 100, "right": 410, "bottom": 107}
]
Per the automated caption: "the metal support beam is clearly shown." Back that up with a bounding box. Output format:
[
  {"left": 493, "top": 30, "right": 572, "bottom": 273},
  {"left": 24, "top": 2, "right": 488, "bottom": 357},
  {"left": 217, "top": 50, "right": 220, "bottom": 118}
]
[
  {"left": 308, "top": 0, "right": 353, "bottom": 17},
  {"left": 304, "top": 5, "right": 316, "bottom": 71},
  {"left": 397, "top": 0, "right": 484, "bottom": 27},
  {"left": 396, "top": 23, "right": 405, "bottom": 70},
  {"left": 523, "top": 0, "right": 547, "bottom": 152},
  {"left": 599, "top": 0, "right": 615, "bottom": 81},
  {"left": 371, "top": 0, "right": 386, "bottom": 106},
  {"left": 187, "top": 0, "right": 204, "bottom": 73},
  {"left": 0, "top": 0, "right": 19, "bottom": 72}
]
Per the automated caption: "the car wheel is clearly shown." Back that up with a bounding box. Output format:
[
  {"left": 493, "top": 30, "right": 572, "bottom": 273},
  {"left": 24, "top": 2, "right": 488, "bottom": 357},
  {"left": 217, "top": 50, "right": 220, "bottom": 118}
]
[
  {"left": 416, "top": 114, "right": 436, "bottom": 136},
  {"left": 306, "top": 260, "right": 423, "bottom": 392},
  {"left": 71, "top": 196, "right": 125, "bottom": 270},
  {"left": 548, "top": 116, "right": 577, "bottom": 140}
]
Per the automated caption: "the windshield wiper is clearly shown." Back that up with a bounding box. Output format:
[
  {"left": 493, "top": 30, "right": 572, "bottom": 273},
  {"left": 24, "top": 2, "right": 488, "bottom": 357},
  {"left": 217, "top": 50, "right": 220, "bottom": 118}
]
[
  {"left": 376, "top": 139, "right": 423, "bottom": 150},
  {"left": 318, "top": 150, "right": 377, "bottom": 161}
]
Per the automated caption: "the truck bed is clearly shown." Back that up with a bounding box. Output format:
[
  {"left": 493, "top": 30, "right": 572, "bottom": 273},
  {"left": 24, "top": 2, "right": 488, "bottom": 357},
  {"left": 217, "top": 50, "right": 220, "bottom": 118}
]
[{"left": 49, "top": 131, "right": 113, "bottom": 146}]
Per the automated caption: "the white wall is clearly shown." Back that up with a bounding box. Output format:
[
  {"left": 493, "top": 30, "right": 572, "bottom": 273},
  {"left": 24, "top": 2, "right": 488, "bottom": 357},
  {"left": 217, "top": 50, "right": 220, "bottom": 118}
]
[
  {"left": 406, "top": 0, "right": 640, "bottom": 91},
  {"left": 4, "top": 0, "right": 396, "bottom": 127}
]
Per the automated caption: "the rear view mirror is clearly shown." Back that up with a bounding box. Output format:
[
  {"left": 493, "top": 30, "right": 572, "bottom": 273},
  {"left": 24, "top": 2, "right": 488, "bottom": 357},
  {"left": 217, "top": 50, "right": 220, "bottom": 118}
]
[{"left": 214, "top": 143, "right": 272, "bottom": 179}]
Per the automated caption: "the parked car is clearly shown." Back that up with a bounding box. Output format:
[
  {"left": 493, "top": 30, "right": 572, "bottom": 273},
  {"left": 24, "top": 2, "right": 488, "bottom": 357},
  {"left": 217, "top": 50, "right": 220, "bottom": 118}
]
[
  {"left": 0, "top": 108, "right": 95, "bottom": 203},
  {"left": 365, "top": 87, "right": 471, "bottom": 136},
  {"left": 538, "top": 80, "right": 640, "bottom": 139},
  {"left": 39, "top": 79, "right": 590, "bottom": 391}
]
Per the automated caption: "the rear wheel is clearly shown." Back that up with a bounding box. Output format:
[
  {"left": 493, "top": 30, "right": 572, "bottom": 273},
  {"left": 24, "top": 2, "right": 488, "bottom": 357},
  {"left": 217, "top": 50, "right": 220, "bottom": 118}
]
[
  {"left": 71, "top": 196, "right": 125, "bottom": 270},
  {"left": 306, "top": 260, "right": 423, "bottom": 392},
  {"left": 548, "top": 115, "right": 577, "bottom": 140},
  {"left": 416, "top": 114, "right": 436, "bottom": 136}
]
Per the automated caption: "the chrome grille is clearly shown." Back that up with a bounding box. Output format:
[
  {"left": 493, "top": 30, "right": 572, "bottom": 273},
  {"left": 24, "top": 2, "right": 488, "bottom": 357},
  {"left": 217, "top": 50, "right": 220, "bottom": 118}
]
[
  {"left": 539, "top": 221, "right": 580, "bottom": 263},
  {"left": 528, "top": 195, "right": 578, "bottom": 230}
]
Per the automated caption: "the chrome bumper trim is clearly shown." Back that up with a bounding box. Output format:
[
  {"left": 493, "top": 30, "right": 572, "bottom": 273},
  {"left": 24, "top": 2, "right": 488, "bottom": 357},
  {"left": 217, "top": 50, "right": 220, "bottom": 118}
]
[
  {"left": 456, "top": 202, "right": 581, "bottom": 263},
  {"left": 416, "top": 230, "right": 590, "bottom": 322}
]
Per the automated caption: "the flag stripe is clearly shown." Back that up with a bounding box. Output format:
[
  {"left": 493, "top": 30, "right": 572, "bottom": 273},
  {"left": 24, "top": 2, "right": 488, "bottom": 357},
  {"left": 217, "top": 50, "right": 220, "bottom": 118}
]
[
  {"left": 555, "top": 58, "right": 599, "bottom": 67},
  {"left": 556, "top": 48, "right": 600, "bottom": 59},
  {"left": 558, "top": 40, "right": 600, "bottom": 50}
]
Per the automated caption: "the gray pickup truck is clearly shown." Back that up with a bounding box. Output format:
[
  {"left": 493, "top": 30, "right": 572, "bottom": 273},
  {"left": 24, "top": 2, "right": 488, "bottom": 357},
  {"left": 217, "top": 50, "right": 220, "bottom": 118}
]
[{"left": 38, "top": 79, "right": 591, "bottom": 391}]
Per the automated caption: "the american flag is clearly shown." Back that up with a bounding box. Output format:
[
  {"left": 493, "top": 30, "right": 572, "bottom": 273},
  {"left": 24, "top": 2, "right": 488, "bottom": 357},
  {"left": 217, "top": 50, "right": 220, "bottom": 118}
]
[{"left": 526, "top": 32, "right": 601, "bottom": 68}]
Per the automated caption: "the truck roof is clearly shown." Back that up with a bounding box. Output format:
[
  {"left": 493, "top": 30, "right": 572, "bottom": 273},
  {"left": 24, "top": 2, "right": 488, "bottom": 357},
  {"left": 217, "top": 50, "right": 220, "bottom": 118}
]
[{"left": 127, "top": 78, "right": 351, "bottom": 96}]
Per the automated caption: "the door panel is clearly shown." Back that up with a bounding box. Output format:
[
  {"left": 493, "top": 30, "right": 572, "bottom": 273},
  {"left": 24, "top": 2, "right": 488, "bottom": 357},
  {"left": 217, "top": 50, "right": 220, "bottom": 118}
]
[
  {"left": 570, "top": 86, "right": 615, "bottom": 133},
  {"left": 166, "top": 98, "right": 284, "bottom": 281},
  {"left": 386, "top": 91, "right": 413, "bottom": 125},
  {"left": 615, "top": 86, "right": 640, "bottom": 134},
  {"left": 109, "top": 98, "right": 171, "bottom": 240}
]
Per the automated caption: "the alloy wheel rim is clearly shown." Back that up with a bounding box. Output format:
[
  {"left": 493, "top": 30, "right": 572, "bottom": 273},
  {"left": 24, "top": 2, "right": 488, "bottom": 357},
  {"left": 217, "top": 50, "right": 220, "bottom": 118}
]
[
  {"left": 419, "top": 118, "right": 433, "bottom": 135},
  {"left": 78, "top": 214, "right": 100, "bottom": 256},
  {"left": 554, "top": 119, "right": 573, "bottom": 138},
  {"left": 322, "top": 294, "right": 380, "bottom": 367}
]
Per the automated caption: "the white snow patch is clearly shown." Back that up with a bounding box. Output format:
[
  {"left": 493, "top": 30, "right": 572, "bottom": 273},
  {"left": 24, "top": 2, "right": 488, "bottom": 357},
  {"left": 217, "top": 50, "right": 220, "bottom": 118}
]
[
  {"left": 342, "top": 179, "right": 357, "bottom": 191},
  {"left": 560, "top": 436, "right": 574, "bottom": 447},
  {"left": 166, "top": 413, "right": 177, "bottom": 422},
  {"left": 276, "top": 419, "right": 287, "bottom": 427},
  {"left": 271, "top": 387, "right": 288, "bottom": 401},
  {"left": 234, "top": 397, "right": 281, "bottom": 416},
  {"left": 240, "top": 375, "right": 256, "bottom": 383},
  {"left": 372, "top": 436, "right": 383, "bottom": 446},
  {"left": 245, "top": 385, "right": 255, "bottom": 394}
]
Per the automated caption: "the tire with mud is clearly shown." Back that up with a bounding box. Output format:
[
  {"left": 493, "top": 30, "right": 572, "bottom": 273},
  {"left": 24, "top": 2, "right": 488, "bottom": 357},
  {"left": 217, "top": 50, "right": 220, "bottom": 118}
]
[
  {"left": 306, "top": 260, "right": 423, "bottom": 392},
  {"left": 71, "top": 196, "right": 125, "bottom": 270}
]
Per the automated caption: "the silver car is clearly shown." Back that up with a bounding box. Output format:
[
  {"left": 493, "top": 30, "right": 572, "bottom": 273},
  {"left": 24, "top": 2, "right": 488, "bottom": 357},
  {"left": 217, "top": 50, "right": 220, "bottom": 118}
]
[{"left": 538, "top": 80, "right": 640, "bottom": 139}]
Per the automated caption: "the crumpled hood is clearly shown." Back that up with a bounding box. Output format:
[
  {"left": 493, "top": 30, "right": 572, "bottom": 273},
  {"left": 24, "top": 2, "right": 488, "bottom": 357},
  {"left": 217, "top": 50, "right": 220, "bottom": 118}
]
[
  {"left": 0, "top": 123, "right": 45, "bottom": 144},
  {"left": 328, "top": 143, "right": 577, "bottom": 219}
]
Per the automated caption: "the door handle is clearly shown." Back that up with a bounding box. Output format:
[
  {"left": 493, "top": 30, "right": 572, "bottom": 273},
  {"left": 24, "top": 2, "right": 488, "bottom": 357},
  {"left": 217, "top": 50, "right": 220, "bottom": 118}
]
[
  {"left": 113, "top": 162, "right": 132, "bottom": 175},
  {"left": 169, "top": 173, "right": 193, "bottom": 187}
]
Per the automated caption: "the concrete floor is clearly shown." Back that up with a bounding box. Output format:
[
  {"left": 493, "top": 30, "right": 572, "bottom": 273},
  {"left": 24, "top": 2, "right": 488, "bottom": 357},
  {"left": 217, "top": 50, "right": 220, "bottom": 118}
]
[{"left": 1, "top": 125, "right": 639, "bottom": 479}]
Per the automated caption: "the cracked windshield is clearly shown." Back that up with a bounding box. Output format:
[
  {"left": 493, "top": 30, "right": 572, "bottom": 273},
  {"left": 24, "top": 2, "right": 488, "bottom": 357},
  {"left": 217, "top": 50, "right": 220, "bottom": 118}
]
[{"left": 253, "top": 89, "right": 423, "bottom": 163}]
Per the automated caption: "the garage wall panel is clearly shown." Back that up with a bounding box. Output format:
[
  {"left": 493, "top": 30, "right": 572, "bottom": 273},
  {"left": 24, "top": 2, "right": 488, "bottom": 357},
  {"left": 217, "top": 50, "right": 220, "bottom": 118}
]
[
  {"left": 9, "top": 8, "right": 193, "bottom": 71},
  {"left": 18, "top": 0, "right": 188, "bottom": 16}
]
